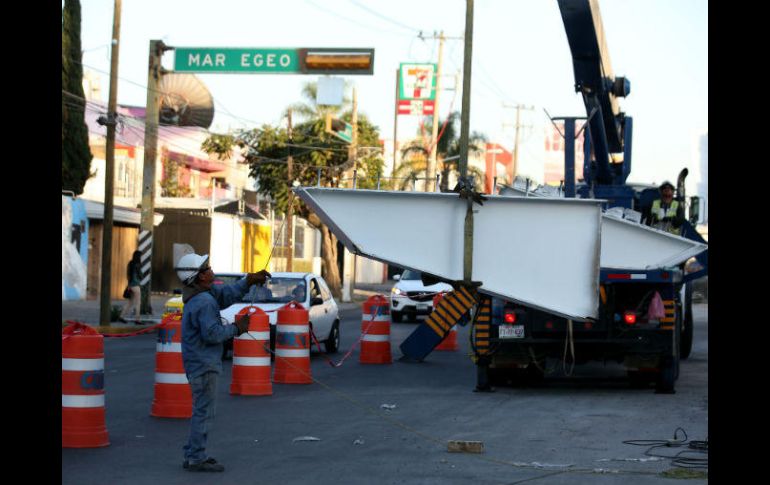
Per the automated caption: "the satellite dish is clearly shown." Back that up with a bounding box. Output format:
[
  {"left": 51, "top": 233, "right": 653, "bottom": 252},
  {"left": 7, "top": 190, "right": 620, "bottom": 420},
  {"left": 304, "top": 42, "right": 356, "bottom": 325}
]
[{"left": 158, "top": 73, "right": 215, "bottom": 128}]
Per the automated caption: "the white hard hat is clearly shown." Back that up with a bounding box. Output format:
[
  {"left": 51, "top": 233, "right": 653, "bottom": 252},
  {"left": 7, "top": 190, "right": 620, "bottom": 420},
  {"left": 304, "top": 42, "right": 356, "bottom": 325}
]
[{"left": 175, "top": 253, "right": 210, "bottom": 286}]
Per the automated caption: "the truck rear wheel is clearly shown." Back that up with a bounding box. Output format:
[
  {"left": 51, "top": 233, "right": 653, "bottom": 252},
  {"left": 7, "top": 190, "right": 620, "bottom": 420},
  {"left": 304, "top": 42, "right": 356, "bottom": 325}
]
[
  {"left": 656, "top": 355, "right": 679, "bottom": 393},
  {"left": 656, "top": 311, "right": 681, "bottom": 393}
]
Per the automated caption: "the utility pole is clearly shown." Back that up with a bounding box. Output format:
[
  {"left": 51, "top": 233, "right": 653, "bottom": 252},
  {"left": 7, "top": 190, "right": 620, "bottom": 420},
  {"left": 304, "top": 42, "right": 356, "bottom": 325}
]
[
  {"left": 286, "top": 108, "right": 294, "bottom": 272},
  {"left": 459, "top": 0, "right": 475, "bottom": 284},
  {"left": 502, "top": 103, "right": 534, "bottom": 184},
  {"left": 393, "top": 68, "right": 399, "bottom": 179},
  {"left": 342, "top": 87, "right": 358, "bottom": 302},
  {"left": 350, "top": 86, "right": 358, "bottom": 170},
  {"left": 98, "top": 0, "right": 122, "bottom": 327},
  {"left": 426, "top": 32, "right": 445, "bottom": 192},
  {"left": 139, "top": 40, "right": 169, "bottom": 315}
]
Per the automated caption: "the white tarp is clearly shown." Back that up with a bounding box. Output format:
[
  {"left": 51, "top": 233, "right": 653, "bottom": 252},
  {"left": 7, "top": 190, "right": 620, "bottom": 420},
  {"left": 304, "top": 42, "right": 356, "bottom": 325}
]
[{"left": 295, "top": 188, "right": 603, "bottom": 320}]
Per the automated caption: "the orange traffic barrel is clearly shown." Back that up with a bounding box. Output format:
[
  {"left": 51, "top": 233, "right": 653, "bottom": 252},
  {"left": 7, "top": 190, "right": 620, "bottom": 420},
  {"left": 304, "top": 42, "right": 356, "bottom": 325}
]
[
  {"left": 230, "top": 306, "right": 272, "bottom": 396},
  {"left": 62, "top": 322, "right": 109, "bottom": 448},
  {"left": 433, "top": 293, "right": 459, "bottom": 351},
  {"left": 273, "top": 302, "right": 312, "bottom": 384},
  {"left": 151, "top": 314, "right": 192, "bottom": 418},
  {"left": 360, "top": 295, "right": 392, "bottom": 364}
]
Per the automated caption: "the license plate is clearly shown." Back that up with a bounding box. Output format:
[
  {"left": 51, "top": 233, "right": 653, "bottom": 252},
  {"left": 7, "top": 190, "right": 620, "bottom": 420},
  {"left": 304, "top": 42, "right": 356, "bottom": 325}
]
[
  {"left": 499, "top": 324, "right": 525, "bottom": 339},
  {"left": 417, "top": 304, "right": 428, "bottom": 311}
]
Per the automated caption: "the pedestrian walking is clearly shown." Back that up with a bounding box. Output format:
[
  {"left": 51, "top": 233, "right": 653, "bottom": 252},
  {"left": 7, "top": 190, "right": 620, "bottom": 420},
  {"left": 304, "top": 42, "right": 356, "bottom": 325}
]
[{"left": 119, "top": 251, "right": 142, "bottom": 322}]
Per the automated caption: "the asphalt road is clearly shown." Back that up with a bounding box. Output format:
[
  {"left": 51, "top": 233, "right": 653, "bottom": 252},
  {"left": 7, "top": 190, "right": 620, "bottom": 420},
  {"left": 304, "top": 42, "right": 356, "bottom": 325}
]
[{"left": 62, "top": 304, "right": 708, "bottom": 484}]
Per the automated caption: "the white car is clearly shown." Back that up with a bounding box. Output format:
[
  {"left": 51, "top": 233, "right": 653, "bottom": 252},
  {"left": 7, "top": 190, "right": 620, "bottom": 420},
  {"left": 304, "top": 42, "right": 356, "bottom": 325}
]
[
  {"left": 389, "top": 269, "right": 453, "bottom": 323},
  {"left": 164, "top": 272, "right": 341, "bottom": 355}
]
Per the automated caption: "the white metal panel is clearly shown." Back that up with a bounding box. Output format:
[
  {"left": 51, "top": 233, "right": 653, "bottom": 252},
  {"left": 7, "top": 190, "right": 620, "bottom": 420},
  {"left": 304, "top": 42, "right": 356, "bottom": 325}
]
[
  {"left": 600, "top": 216, "right": 707, "bottom": 269},
  {"left": 495, "top": 188, "right": 708, "bottom": 270},
  {"left": 474, "top": 196, "right": 602, "bottom": 319},
  {"left": 295, "top": 188, "right": 603, "bottom": 320}
]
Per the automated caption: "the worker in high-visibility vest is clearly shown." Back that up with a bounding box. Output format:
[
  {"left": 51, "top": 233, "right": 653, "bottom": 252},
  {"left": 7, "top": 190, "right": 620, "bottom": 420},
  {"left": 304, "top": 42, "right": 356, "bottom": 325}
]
[{"left": 645, "top": 181, "right": 685, "bottom": 235}]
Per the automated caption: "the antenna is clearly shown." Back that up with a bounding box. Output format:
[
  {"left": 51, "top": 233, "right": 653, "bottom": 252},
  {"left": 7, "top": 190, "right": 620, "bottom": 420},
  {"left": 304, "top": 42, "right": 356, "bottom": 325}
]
[{"left": 158, "top": 73, "right": 215, "bottom": 128}]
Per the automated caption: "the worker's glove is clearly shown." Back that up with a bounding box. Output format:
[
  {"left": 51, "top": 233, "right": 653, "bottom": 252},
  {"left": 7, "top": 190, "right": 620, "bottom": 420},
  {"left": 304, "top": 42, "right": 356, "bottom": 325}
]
[
  {"left": 234, "top": 314, "right": 250, "bottom": 336},
  {"left": 246, "top": 270, "right": 272, "bottom": 287}
]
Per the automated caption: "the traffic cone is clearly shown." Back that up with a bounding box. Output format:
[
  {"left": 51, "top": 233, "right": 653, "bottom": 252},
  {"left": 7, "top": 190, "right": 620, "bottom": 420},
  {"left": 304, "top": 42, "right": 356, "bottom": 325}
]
[
  {"left": 273, "top": 302, "right": 312, "bottom": 384},
  {"left": 230, "top": 306, "right": 272, "bottom": 396},
  {"left": 62, "top": 322, "right": 109, "bottom": 448},
  {"left": 359, "top": 295, "right": 392, "bottom": 364},
  {"left": 433, "top": 293, "right": 459, "bottom": 351},
  {"left": 151, "top": 314, "right": 192, "bottom": 418}
]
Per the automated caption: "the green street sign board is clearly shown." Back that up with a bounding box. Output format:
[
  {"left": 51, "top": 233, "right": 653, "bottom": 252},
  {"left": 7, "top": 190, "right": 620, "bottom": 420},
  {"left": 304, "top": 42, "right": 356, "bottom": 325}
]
[
  {"left": 175, "top": 48, "right": 300, "bottom": 73},
  {"left": 333, "top": 121, "right": 353, "bottom": 144},
  {"left": 174, "top": 47, "right": 375, "bottom": 75}
]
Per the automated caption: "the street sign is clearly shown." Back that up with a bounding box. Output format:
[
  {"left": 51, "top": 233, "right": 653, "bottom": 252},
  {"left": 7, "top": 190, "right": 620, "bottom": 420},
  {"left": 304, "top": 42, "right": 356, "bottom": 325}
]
[
  {"left": 399, "top": 63, "right": 437, "bottom": 101},
  {"left": 331, "top": 122, "right": 353, "bottom": 143},
  {"left": 174, "top": 47, "right": 374, "bottom": 74},
  {"left": 325, "top": 114, "right": 353, "bottom": 143},
  {"left": 397, "top": 99, "right": 435, "bottom": 116}
]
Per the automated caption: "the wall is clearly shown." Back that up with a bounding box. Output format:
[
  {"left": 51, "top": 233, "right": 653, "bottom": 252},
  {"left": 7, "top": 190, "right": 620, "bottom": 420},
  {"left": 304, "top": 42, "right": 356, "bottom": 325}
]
[
  {"left": 210, "top": 214, "right": 242, "bottom": 272},
  {"left": 152, "top": 210, "right": 212, "bottom": 292},
  {"left": 86, "top": 222, "right": 139, "bottom": 300},
  {"left": 270, "top": 217, "right": 322, "bottom": 273},
  {"left": 355, "top": 255, "right": 386, "bottom": 284},
  {"left": 62, "top": 196, "right": 89, "bottom": 300},
  {"left": 241, "top": 219, "right": 272, "bottom": 272}
]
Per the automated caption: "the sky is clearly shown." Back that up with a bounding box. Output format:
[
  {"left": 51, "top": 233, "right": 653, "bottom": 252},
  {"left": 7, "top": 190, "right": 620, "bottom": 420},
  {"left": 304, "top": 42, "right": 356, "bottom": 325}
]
[{"left": 76, "top": 0, "right": 707, "bottom": 193}]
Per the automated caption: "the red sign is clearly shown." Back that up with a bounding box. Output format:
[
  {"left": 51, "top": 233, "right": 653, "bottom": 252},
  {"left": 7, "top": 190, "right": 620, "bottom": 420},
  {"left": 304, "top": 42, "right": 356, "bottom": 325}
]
[{"left": 397, "top": 100, "right": 435, "bottom": 116}]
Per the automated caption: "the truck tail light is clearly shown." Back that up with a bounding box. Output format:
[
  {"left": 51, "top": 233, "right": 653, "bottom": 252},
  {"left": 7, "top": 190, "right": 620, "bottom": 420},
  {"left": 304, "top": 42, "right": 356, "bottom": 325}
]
[
  {"left": 623, "top": 312, "right": 637, "bottom": 325},
  {"left": 504, "top": 312, "right": 516, "bottom": 324}
]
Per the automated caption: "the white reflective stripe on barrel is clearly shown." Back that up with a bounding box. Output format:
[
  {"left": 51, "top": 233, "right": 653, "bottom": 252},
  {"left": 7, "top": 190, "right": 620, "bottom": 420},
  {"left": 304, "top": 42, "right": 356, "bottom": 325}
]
[
  {"left": 275, "top": 348, "right": 310, "bottom": 358},
  {"left": 237, "top": 331, "right": 270, "bottom": 340},
  {"left": 155, "top": 372, "right": 189, "bottom": 384},
  {"left": 362, "top": 334, "right": 390, "bottom": 342},
  {"left": 363, "top": 314, "right": 390, "bottom": 322},
  {"left": 62, "top": 394, "right": 105, "bottom": 408},
  {"left": 233, "top": 356, "right": 271, "bottom": 367},
  {"left": 277, "top": 325, "right": 308, "bottom": 333},
  {"left": 62, "top": 358, "right": 104, "bottom": 371},
  {"left": 156, "top": 342, "right": 182, "bottom": 353}
]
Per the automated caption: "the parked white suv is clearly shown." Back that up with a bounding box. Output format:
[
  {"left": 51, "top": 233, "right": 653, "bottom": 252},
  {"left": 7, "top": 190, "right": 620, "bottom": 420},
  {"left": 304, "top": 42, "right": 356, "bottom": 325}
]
[{"left": 389, "top": 269, "right": 453, "bottom": 322}]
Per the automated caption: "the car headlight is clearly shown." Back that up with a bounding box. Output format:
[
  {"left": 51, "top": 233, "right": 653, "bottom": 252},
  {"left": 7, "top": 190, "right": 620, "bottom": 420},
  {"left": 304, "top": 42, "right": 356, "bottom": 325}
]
[{"left": 391, "top": 287, "right": 405, "bottom": 297}]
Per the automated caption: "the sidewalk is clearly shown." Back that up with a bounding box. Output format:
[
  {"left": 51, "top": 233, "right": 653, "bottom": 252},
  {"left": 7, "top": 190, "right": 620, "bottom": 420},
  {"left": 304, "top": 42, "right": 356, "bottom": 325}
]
[
  {"left": 61, "top": 282, "right": 396, "bottom": 327},
  {"left": 61, "top": 294, "right": 173, "bottom": 327}
]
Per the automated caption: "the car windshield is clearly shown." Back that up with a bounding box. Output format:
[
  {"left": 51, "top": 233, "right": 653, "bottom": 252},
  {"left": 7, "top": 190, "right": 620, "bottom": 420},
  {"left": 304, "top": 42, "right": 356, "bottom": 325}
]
[
  {"left": 401, "top": 269, "right": 422, "bottom": 281},
  {"left": 241, "top": 277, "right": 306, "bottom": 304}
]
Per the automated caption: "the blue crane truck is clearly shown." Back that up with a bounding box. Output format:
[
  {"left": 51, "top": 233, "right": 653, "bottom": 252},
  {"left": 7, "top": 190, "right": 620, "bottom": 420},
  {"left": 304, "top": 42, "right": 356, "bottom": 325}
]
[{"left": 473, "top": 0, "right": 708, "bottom": 394}]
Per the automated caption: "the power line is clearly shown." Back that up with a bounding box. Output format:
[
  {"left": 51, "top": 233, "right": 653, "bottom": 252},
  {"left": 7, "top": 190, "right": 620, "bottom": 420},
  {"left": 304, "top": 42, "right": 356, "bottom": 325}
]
[
  {"left": 76, "top": 59, "right": 269, "bottom": 128},
  {"left": 347, "top": 0, "right": 422, "bottom": 34}
]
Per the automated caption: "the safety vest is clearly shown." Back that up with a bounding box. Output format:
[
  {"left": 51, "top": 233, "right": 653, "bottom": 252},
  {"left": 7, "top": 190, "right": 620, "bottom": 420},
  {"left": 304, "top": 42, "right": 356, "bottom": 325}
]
[{"left": 651, "top": 199, "right": 681, "bottom": 235}]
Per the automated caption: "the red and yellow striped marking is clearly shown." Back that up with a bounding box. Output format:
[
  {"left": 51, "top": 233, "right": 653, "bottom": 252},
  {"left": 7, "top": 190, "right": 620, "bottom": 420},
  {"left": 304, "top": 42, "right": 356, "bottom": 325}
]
[
  {"left": 425, "top": 286, "right": 476, "bottom": 338},
  {"left": 659, "top": 299, "right": 676, "bottom": 329},
  {"left": 473, "top": 296, "right": 492, "bottom": 356}
]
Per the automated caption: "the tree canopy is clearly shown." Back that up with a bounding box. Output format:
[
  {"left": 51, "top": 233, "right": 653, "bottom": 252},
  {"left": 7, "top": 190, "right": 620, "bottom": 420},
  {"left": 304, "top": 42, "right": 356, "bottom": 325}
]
[
  {"left": 62, "top": 0, "right": 93, "bottom": 194},
  {"left": 395, "top": 111, "right": 488, "bottom": 192}
]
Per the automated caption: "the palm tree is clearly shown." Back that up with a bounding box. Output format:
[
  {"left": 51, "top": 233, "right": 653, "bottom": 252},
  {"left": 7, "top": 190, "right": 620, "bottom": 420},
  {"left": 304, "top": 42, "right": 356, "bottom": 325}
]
[{"left": 395, "top": 112, "right": 487, "bottom": 192}]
